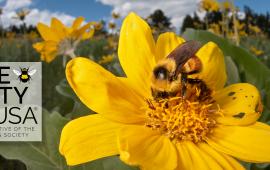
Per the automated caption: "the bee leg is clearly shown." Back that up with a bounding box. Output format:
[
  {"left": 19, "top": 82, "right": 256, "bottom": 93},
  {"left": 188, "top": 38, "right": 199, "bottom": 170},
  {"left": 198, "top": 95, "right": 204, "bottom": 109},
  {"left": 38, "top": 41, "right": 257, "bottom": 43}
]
[{"left": 181, "top": 74, "right": 187, "bottom": 98}]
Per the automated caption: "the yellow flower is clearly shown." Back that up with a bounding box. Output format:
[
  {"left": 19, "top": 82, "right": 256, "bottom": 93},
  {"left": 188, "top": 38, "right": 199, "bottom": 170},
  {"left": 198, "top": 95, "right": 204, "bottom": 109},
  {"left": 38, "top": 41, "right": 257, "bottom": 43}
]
[
  {"left": 6, "top": 32, "right": 16, "bottom": 40},
  {"left": 94, "top": 21, "right": 103, "bottom": 31},
  {"left": 108, "top": 22, "right": 116, "bottom": 30},
  {"left": 107, "top": 36, "right": 118, "bottom": 49},
  {"left": 250, "top": 46, "right": 264, "bottom": 56},
  {"left": 98, "top": 54, "right": 115, "bottom": 64},
  {"left": 33, "top": 17, "right": 94, "bottom": 63},
  {"left": 208, "top": 23, "right": 221, "bottom": 35},
  {"left": 249, "top": 24, "right": 261, "bottom": 34},
  {"left": 27, "top": 31, "right": 39, "bottom": 40},
  {"left": 200, "top": 0, "right": 219, "bottom": 12},
  {"left": 59, "top": 13, "right": 270, "bottom": 169},
  {"left": 14, "top": 9, "right": 30, "bottom": 21},
  {"left": 222, "top": 0, "right": 232, "bottom": 11},
  {"left": 112, "top": 12, "right": 120, "bottom": 19}
]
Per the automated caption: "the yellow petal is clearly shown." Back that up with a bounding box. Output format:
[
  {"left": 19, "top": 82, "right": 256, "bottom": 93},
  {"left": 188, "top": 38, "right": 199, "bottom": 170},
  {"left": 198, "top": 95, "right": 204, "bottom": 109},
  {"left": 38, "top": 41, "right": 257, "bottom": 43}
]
[
  {"left": 213, "top": 83, "right": 262, "bottom": 125},
  {"left": 42, "top": 41, "right": 58, "bottom": 63},
  {"left": 82, "top": 28, "right": 94, "bottom": 40},
  {"left": 177, "top": 141, "right": 223, "bottom": 170},
  {"left": 192, "top": 42, "right": 227, "bottom": 90},
  {"left": 33, "top": 42, "right": 44, "bottom": 52},
  {"left": 118, "top": 12, "right": 156, "bottom": 98},
  {"left": 198, "top": 142, "right": 245, "bottom": 170},
  {"left": 72, "top": 16, "right": 84, "bottom": 30},
  {"left": 59, "top": 114, "right": 122, "bottom": 165},
  {"left": 207, "top": 122, "right": 270, "bottom": 163},
  {"left": 222, "top": 154, "right": 246, "bottom": 170},
  {"left": 66, "top": 57, "right": 145, "bottom": 124},
  {"left": 118, "top": 77, "right": 147, "bottom": 101},
  {"left": 175, "top": 142, "right": 193, "bottom": 170},
  {"left": 118, "top": 125, "right": 177, "bottom": 170},
  {"left": 71, "top": 23, "right": 91, "bottom": 39},
  {"left": 37, "top": 23, "right": 60, "bottom": 41},
  {"left": 51, "top": 18, "right": 68, "bottom": 39},
  {"left": 33, "top": 42, "right": 56, "bottom": 62},
  {"left": 155, "top": 32, "right": 185, "bottom": 62}
]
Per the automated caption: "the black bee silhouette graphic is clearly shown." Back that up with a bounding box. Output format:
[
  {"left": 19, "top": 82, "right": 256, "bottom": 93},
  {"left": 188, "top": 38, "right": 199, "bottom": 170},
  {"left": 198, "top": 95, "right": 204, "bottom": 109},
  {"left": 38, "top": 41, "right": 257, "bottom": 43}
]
[{"left": 13, "top": 67, "right": 37, "bottom": 83}]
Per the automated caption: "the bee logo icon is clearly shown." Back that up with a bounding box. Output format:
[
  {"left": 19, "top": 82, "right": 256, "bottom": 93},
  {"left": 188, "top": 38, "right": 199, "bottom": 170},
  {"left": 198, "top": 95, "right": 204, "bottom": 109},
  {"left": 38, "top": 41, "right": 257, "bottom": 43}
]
[{"left": 13, "top": 67, "right": 37, "bottom": 83}]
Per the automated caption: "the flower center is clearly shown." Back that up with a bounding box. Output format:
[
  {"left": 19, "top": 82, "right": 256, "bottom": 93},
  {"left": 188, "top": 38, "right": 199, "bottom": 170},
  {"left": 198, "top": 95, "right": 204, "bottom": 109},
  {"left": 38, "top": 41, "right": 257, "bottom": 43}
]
[{"left": 145, "top": 89, "right": 218, "bottom": 143}]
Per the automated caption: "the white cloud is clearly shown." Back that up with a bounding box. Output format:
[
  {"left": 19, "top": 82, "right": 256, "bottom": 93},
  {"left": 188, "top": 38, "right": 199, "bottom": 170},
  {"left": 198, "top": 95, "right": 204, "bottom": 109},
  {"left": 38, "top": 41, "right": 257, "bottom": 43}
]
[
  {"left": 3, "top": 0, "right": 31, "bottom": 11},
  {"left": 1, "top": 0, "right": 75, "bottom": 28},
  {"left": 97, "top": 0, "right": 201, "bottom": 28}
]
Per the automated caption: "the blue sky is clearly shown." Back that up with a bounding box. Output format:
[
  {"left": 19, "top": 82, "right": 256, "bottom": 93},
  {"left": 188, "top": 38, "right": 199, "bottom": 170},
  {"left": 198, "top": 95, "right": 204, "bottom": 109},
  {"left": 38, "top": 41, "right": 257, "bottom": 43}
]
[
  {"left": 0, "top": 0, "right": 269, "bottom": 28},
  {"left": 30, "top": 0, "right": 270, "bottom": 22},
  {"left": 33, "top": 0, "right": 270, "bottom": 22},
  {"left": 32, "top": 0, "right": 112, "bottom": 22}
]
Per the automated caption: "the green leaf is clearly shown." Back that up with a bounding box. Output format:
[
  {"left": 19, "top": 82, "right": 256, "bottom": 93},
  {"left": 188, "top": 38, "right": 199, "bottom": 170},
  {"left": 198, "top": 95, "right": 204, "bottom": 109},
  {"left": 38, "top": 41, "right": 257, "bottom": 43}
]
[
  {"left": 55, "top": 79, "right": 76, "bottom": 100},
  {"left": 0, "top": 110, "right": 69, "bottom": 170},
  {"left": 224, "top": 56, "right": 240, "bottom": 85},
  {"left": 56, "top": 79, "right": 92, "bottom": 118}
]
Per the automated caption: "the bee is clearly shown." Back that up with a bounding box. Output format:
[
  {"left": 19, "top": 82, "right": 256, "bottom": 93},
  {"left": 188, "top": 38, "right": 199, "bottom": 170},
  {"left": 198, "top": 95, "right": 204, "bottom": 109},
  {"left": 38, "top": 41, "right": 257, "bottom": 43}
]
[
  {"left": 151, "top": 40, "right": 210, "bottom": 101},
  {"left": 13, "top": 68, "right": 36, "bottom": 83}
]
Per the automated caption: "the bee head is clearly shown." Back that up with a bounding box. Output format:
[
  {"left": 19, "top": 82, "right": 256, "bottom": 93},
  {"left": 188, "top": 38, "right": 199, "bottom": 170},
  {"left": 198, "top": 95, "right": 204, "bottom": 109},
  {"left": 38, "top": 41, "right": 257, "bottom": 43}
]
[{"left": 151, "top": 58, "right": 181, "bottom": 92}]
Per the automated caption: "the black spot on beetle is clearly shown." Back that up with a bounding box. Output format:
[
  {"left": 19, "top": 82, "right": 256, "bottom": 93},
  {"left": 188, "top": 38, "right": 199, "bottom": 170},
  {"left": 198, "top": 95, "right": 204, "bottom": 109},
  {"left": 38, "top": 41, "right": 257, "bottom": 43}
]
[
  {"left": 233, "top": 112, "right": 245, "bottom": 118},
  {"left": 245, "top": 96, "right": 248, "bottom": 98},
  {"left": 228, "top": 92, "right": 235, "bottom": 96},
  {"left": 251, "top": 95, "right": 254, "bottom": 98},
  {"left": 240, "top": 89, "right": 243, "bottom": 91},
  {"left": 232, "top": 97, "right": 236, "bottom": 100}
]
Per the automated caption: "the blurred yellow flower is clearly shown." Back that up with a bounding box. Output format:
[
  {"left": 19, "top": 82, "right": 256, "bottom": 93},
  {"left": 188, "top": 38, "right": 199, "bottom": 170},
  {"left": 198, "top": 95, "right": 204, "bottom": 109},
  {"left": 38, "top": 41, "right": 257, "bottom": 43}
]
[
  {"left": 200, "top": 0, "right": 219, "bottom": 12},
  {"left": 208, "top": 23, "right": 221, "bottom": 35},
  {"left": 98, "top": 54, "right": 115, "bottom": 64},
  {"left": 222, "top": 0, "right": 232, "bottom": 11},
  {"left": 112, "top": 12, "right": 120, "bottom": 19},
  {"left": 106, "top": 36, "right": 118, "bottom": 50},
  {"left": 94, "top": 21, "right": 103, "bottom": 31},
  {"left": 108, "top": 22, "right": 116, "bottom": 30},
  {"left": 14, "top": 9, "right": 30, "bottom": 21},
  {"left": 250, "top": 46, "right": 264, "bottom": 56},
  {"left": 6, "top": 32, "right": 16, "bottom": 40},
  {"left": 33, "top": 17, "right": 94, "bottom": 63},
  {"left": 27, "top": 31, "right": 39, "bottom": 40},
  {"left": 59, "top": 13, "right": 270, "bottom": 169},
  {"left": 249, "top": 24, "right": 262, "bottom": 34}
]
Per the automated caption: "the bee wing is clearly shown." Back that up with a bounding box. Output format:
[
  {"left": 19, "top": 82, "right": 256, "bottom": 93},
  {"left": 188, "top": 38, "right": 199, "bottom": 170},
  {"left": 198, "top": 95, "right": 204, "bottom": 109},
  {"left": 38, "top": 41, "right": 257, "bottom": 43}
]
[
  {"left": 28, "top": 69, "right": 37, "bottom": 76},
  {"left": 13, "top": 69, "right": 21, "bottom": 76},
  {"left": 166, "top": 40, "right": 202, "bottom": 75}
]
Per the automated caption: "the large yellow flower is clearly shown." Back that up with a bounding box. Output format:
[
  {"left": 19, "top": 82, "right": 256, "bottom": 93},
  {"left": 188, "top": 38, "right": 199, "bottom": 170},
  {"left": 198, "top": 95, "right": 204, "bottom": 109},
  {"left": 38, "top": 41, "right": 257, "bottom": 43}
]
[
  {"left": 33, "top": 17, "right": 94, "bottom": 63},
  {"left": 59, "top": 13, "right": 270, "bottom": 170}
]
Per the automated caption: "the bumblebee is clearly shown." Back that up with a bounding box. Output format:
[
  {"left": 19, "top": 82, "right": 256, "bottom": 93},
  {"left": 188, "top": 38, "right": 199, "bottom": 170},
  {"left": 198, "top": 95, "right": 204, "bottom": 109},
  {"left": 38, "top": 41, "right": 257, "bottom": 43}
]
[
  {"left": 13, "top": 68, "right": 36, "bottom": 83},
  {"left": 151, "top": 40, "right": 210, "bottom": 101}
]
